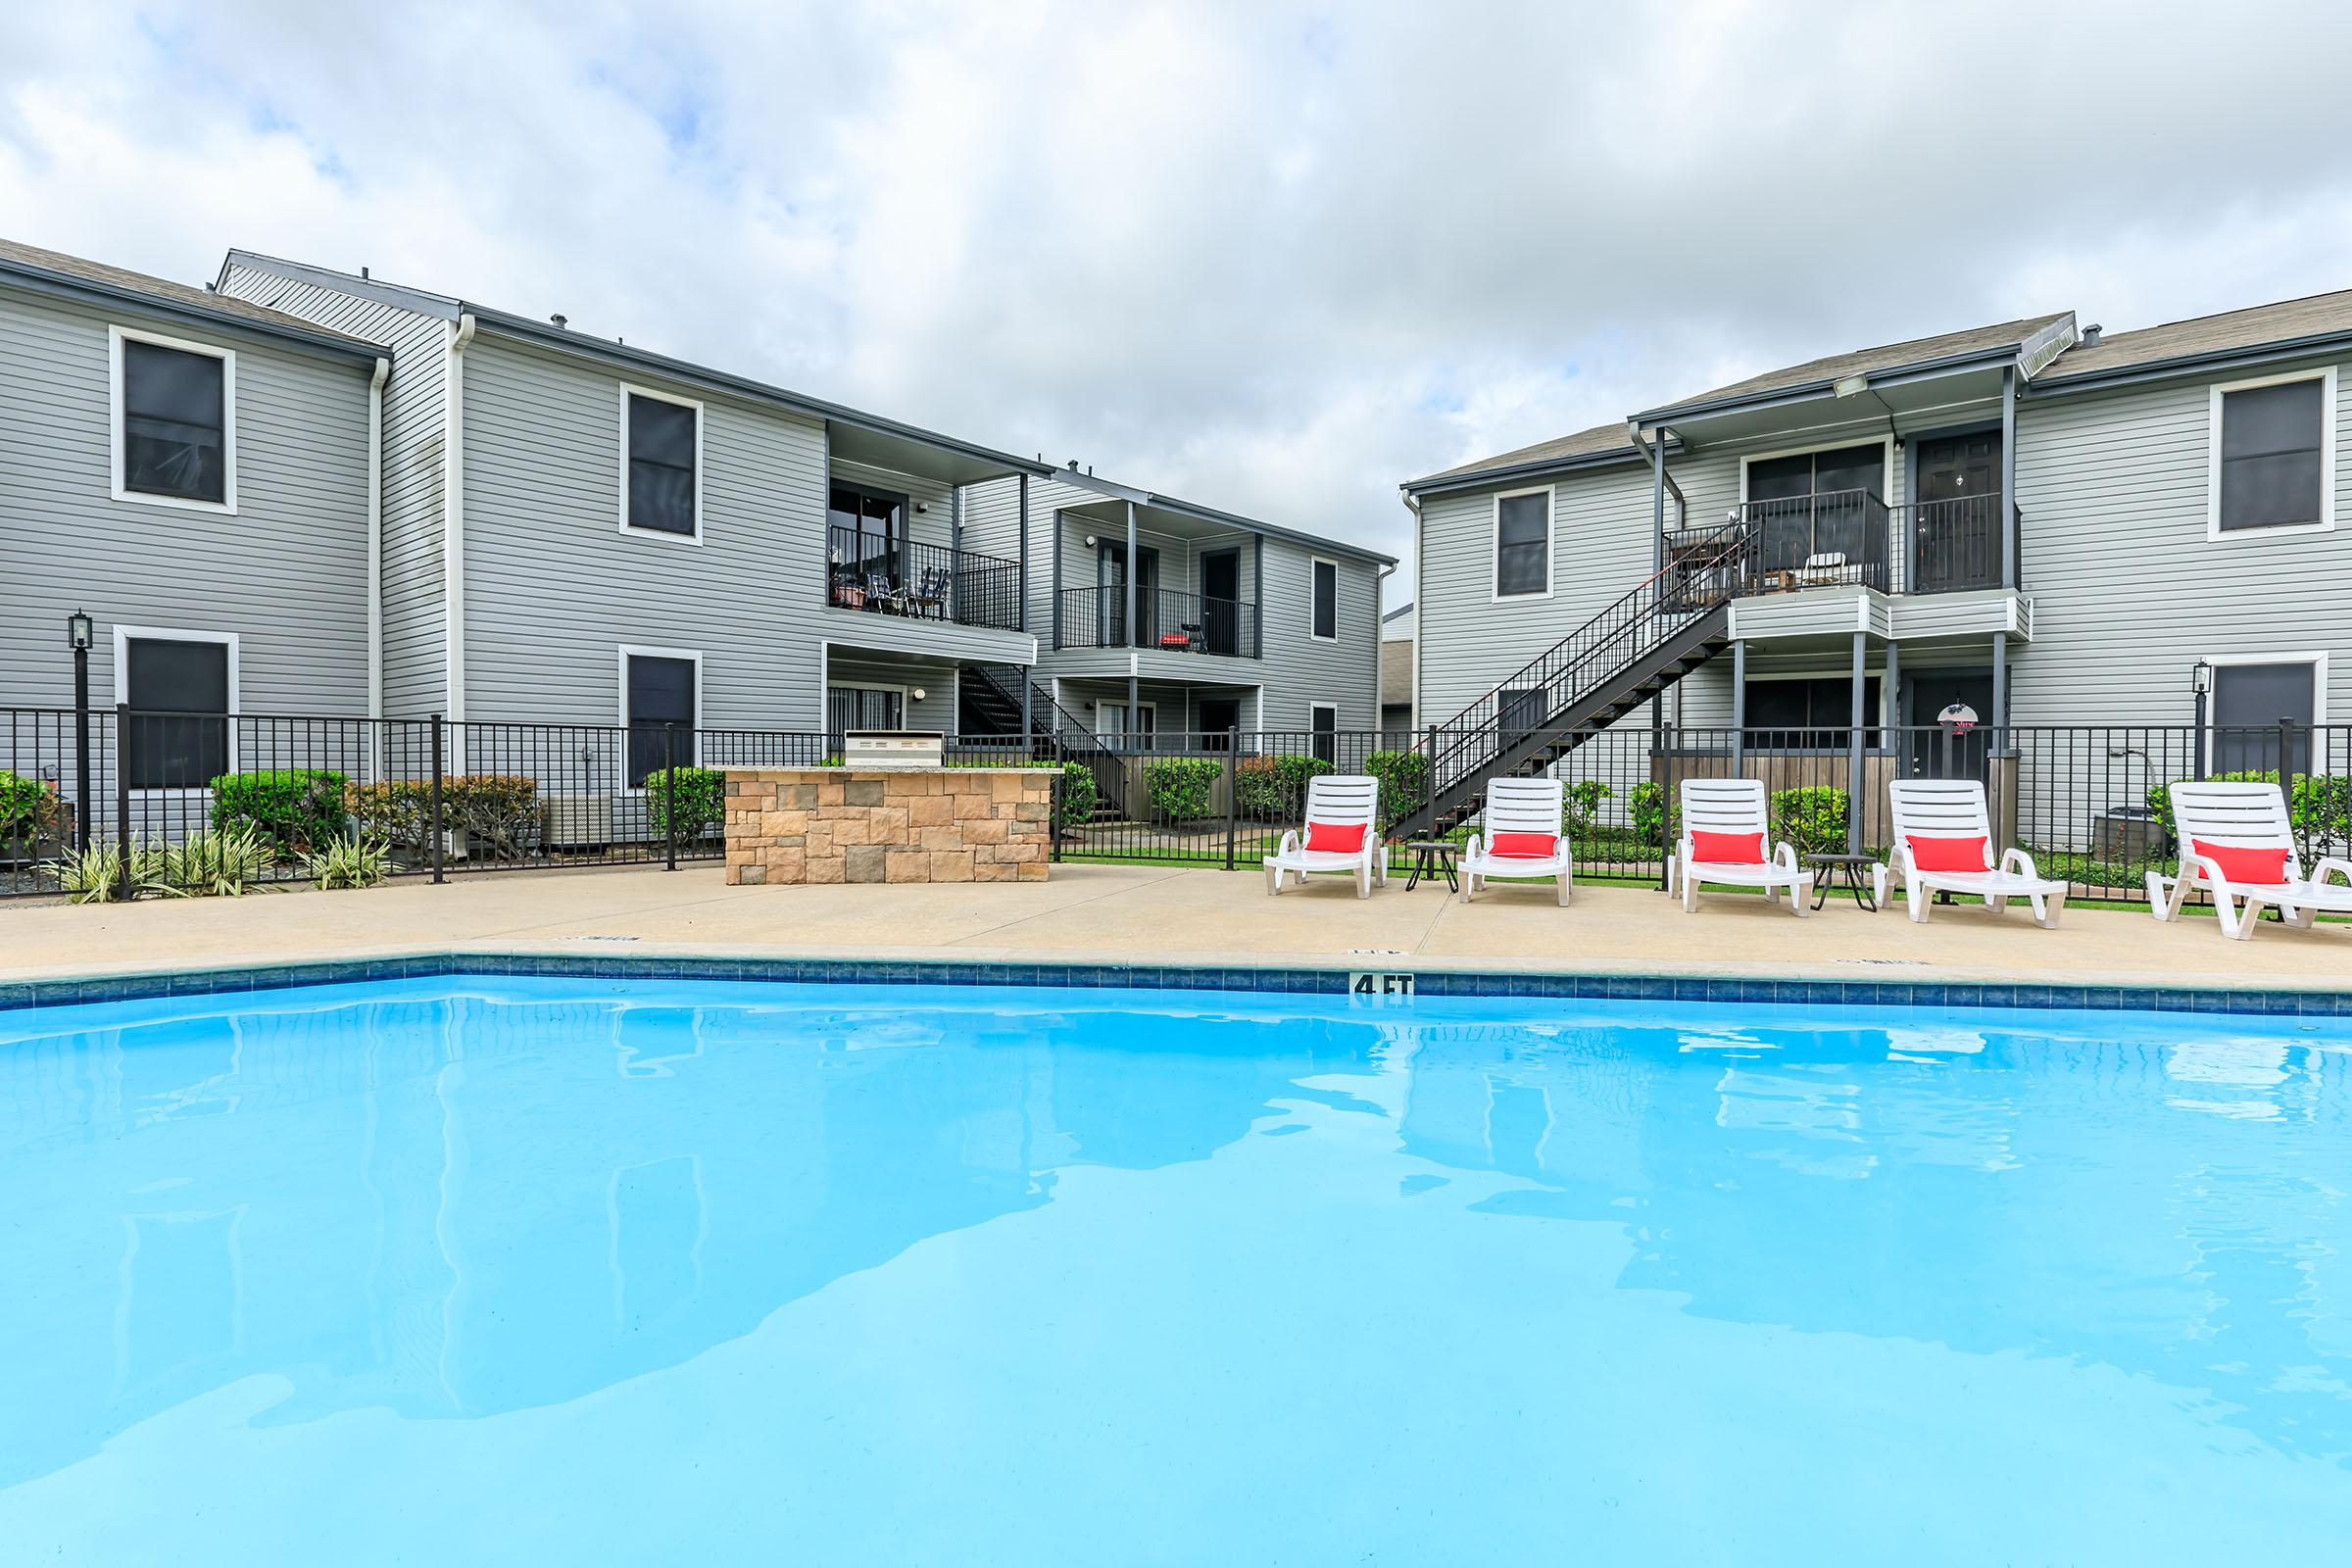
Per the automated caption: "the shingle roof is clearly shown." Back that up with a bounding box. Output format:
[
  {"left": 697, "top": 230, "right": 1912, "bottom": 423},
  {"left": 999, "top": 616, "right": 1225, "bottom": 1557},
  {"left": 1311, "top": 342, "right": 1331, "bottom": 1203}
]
[
  {"left": 1640, "top": 312, "right": 2073, "bottom": 417},
  {"left": 2038, "top": 288, "right": 2352, "bottom": 383},
  {"left": 1405, "top": 421, "right": 1639, "bottom": 490},
  {"left": 0, "top": 236, "right": 385, "bottom": 354}
]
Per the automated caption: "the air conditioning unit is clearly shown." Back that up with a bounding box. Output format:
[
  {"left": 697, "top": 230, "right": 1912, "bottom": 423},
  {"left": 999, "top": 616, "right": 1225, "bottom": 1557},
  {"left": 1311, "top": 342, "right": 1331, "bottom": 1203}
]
[{"left": 543, "top": 792, "right": 614, "bottom": 849}]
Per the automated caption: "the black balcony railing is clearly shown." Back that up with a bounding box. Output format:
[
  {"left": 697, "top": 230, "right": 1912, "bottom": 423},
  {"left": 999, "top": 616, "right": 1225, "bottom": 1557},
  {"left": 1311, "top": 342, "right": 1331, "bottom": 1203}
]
[
  {"left": 1900, "top": 494, "right": 2017, "bottom": 595},
  {"left": 1056, "top": 586, "right": 1261, "bottom": 659},
  {"left": 1731, "top": 488, "right": 1890, "bottom": 594},
  {"left": 825, "top": 525, "right": 1022, "bottom": 631}
]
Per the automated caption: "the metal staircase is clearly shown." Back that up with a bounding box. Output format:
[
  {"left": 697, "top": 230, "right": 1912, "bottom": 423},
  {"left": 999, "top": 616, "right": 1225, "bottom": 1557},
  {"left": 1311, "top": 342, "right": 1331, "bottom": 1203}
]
[
  {"left": 956, "top": 664, "right": 1126, "bottom": 818},
  {"left": 1389, "top": 519, "right": 1757, "bottom": 841}
]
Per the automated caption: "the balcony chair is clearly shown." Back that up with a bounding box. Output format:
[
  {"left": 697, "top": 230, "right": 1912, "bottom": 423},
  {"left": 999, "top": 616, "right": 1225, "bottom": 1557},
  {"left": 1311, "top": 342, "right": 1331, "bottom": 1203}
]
[
  {"left": 2148, "top": 780, "right": 2352, "bottom": 940},
  {"left": 1873, "top": 778, "right": 2067, "bottom": 928},
  {"left": 1460, "top": 776, "right": 1574, "bottom": 905},
  {"left": 1667, "top": 777, "right": 1811, "bottom": 915},
  {"left": 1797, "top": 551, "right": 1853, "bottom": 587},
  {"left": 1265, "top": 774, "right": 1387, "bottom": 899}
]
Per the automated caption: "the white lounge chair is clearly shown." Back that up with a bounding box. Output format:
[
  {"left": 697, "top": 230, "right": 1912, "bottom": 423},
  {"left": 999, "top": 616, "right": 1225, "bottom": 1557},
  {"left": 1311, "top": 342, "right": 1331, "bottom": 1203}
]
[
  {"left": 1264, "top": 774, "right": 1388, "bottom": 899},
  {"left": 1666, "top": 777, "right": 1811, "bottom": 915},
  {"left": 1872, "top": 778, "right": 2067, "bottom": 927},
  {"left": 1460, "top": 776, "right": 1574, "bottom": 905},
  {"left": 2147, "top": 780, "right": 2352, "bottom": 940}
]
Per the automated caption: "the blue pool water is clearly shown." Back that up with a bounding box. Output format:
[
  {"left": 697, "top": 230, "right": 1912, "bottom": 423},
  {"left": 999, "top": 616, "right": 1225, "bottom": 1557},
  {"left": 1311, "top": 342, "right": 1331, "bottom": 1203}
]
[{"left": 2, "top": 977, "right": 2348, "bottom": 1563}]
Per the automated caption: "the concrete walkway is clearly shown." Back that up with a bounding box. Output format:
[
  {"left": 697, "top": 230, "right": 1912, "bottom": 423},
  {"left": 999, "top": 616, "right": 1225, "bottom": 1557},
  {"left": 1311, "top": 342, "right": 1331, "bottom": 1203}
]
[{"left": 4, "top": 861, "right": 2350, "bottom": 993}]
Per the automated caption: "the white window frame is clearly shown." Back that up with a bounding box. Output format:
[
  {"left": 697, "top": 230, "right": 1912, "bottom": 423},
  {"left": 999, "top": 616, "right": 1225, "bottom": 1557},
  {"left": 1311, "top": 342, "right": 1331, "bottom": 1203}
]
[
  {"left": 1738, "top": 668, "right": 1889, "bottom": 751},
  {"left": 113, "top": 624, "right": 241, "bottom": 788},
  {"left": 2199, "top": 650, "right": 2328, "bottom": 773},
  {"left": 1308, "top": 700, "right": 1341, "bottom": 765},
  {"left": 1308, "top": 555, "right": 1341, "bottom": 643},
  {"left": 2207, "top": 367, "right": 2336, "bottom": 539},
  {"left": 1736, "top": 435, "right": 1898, "bottom": 505},
  {"left": 826, "top": 680, "right": 911, "bottom": 732},
  {"left": 110, "top": 325, "right": 237, "bottom": 514},
  {"left": 1099, "top": 698, "right": 1158, "bottom": 738},
  {"left": 617, "top": 383, "right": 706, "bottom": 546},
  {"left": 617, "top": 644, "right": 705, "bottom": 790},
  {"left": 1491, "top": 484, "right": 1554, "bottom": 602}
]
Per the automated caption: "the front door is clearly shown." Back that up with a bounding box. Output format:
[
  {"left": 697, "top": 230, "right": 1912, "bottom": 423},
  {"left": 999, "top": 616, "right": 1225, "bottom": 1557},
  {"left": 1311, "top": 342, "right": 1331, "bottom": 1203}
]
[
  {"left": 1200, "top": 550, "right": 1241, "bottom": 656},
  {"left": 1101, "top": 701, "right": 1156, "bottom": 752},
  {"left": 1097, "top": 542, "right": 1161, "bottom": 646},
  {"left": 1903, "top": 669, "right": 1995, "bottom": 781},
  {"left": 1911, "top": 432, "right": 2002, "bottom": 593},
  {"left": 1200, "top": 696, "right": 1241, "bottom": 747}
]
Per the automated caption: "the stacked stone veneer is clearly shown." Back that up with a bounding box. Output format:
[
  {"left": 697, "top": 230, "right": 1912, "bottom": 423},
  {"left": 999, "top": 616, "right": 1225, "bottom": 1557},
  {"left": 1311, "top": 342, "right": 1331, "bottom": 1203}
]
[{"left": 723, "top": 767, "right": 1052, "bottom": 885}]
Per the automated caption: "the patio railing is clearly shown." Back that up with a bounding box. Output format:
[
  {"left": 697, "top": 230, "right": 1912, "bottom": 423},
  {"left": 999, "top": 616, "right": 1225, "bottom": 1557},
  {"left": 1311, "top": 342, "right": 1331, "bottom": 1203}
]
[{"left": 825, "top": 525, "right": 1023, "bottom": 631}]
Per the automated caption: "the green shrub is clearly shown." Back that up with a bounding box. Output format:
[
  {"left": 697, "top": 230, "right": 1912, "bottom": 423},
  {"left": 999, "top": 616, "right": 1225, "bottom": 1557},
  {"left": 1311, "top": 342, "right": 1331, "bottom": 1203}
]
[
  {"left": 1630, "top": 781, "right": 1676, "bottom": 845},
  {"left": 1564, "top": 779, "right": 1612, "bottom": 837},
  {"left": 1, "top": 770, "right": 62, "bottom": 845},
  {"left": 346, "top": 780, "right": 434, "bottom": 862},
  {"left": 1144, "top": 757, "right": 1221, "bottom": 823},
  {"left": 1053, "top": 760, "right": 1098, "bottom": 832},
  {"left": 1234, "top": 753, "right": 1330, "bottom": 819},
  {"left": 1770, "top": 785, "right": 1850, "bottom": 856},
  {"left": 162, "top": 826, "right": 277, "bottom": 896},
  {"left": 210, "top": 768, "right": 348, "bottom": 854},
  {"left": 644, "top": 765, "right": 725, "bottom": 839},
  {"left": 1365, "top": 750, "right": 1429, "bottom": 830},
  {"left": 447, "top": 774, "right": 539, "bottom": 860},
  {"left": 302, "top": 834, "right": 394, "bottom": 890}
]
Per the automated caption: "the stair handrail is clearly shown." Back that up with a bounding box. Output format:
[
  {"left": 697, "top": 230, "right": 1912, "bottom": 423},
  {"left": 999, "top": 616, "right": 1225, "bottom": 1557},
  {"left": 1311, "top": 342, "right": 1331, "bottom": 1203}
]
[{"left": 1415, "top": 519, "right": 1754, "bottom": 794}]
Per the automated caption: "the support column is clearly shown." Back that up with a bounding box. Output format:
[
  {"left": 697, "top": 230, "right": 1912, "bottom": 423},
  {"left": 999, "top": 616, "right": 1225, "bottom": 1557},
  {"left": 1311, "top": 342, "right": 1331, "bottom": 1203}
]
[
  {"left": 1017, "top": 473, "right": 1030, "bottom": 634},
  {"left": 949, "top": 488, "right": 962, "bottom": 621},
  {"left": 1730, "top": 639, "right": 1747, "bottom": 772},
  {"left": 1124, "top": 500, "right": 1139, "bottom": 652},
  {"left": 1650, "top": 426, "right": 1667, "bottom": 607},
  {"left": 1991, "top": 630, "right": 2009, "bottom": 740},
  {"left": 1252, "top": 533, "right": 1265, "bottom": 660},
  {"left": 1885, "top": 640, "right": 1903, "bottom": 779},
  {"left": 1847, "top": 631, "right": 1867, "bottom": 854},
  {"left": 1051, "top": 508, "right": 1063, "bottom": 650},
  {"left": 2000, "top": 367, "right": 2018, "bottom": 591}
]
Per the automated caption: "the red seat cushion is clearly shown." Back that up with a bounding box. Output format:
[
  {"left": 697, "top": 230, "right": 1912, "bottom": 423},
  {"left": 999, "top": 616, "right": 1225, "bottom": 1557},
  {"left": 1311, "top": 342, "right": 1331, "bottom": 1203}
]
[
  {"left": 2191, "top": 839, "right": 2292, "bottom": 885},
  {"left": 1689, "top": 830, "right": 1765, "bottom": 864},
  {"left": 1490, "top": 831, "right": 1558, "bottom": 859},
  {"left": 1304, "top": 821, "right": 1367, "bottom": 854},
  {"left": 1906, "top": 835, "right": 1991, "bottom": 873}
]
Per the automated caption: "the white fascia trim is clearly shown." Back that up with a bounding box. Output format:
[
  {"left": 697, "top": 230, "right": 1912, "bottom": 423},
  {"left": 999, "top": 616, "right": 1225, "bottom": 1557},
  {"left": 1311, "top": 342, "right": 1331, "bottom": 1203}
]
[
  {"left": 617, "top": 381, "right": 707, "bottom": 546},
  {"left": 1491, "top": 483, "right": 1555, "bottom": 603},
  {"left": 1309, "top": 554, "right": 1342, "bottom": 643},
  {"left": 2206, "top": 366, "right": 2337, "bottom": 539},
  {"left": 113, "top": 624, "right": 242, "bottom": 780},
  {"left": 109, "top": 324, "right": 237, "bottom": 514}
]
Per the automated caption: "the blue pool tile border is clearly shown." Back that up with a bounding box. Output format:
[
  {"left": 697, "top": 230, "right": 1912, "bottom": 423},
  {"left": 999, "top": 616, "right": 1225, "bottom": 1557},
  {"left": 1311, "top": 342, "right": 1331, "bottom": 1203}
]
[{"left": 5, "top": 952, "right": 2352, "bottom": 1018}]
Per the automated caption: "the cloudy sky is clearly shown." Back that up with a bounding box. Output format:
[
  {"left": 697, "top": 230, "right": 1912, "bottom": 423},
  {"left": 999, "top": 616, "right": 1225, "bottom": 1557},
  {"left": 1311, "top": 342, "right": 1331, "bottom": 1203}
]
[{"left": 8, "top": 0, "right": 2352, "bottom": 595}]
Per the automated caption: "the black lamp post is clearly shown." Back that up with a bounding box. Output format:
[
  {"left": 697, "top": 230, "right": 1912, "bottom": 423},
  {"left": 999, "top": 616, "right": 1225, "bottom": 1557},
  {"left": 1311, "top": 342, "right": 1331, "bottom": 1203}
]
[
  {"left": 67, "top": 610, "right": 94, "bottom": 851},
  {"left": 2191, "top": 660, "right": 2212, "bottom": 781}
]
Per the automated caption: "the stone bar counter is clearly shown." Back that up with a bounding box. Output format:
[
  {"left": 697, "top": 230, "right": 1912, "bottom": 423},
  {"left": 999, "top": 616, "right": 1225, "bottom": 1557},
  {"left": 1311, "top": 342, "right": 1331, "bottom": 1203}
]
[{"left": 723, "top": 767, "right": 1052, "bottom": 885}]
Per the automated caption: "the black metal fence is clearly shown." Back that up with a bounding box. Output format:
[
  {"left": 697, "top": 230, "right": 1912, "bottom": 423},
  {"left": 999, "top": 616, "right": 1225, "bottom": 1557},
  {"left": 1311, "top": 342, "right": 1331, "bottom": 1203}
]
[
  {"left": 6, "top": 707, "right": 2345, "bottom": 908},
  {"left": 1054, "top": 586, "right": 1261, "bottom": 659}
]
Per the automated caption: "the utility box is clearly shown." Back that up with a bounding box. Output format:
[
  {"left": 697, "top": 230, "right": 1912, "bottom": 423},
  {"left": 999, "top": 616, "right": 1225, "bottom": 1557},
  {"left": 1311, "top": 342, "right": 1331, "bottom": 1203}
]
[{"left": 843, "top": 730, "right": 945, "bottom": 769}]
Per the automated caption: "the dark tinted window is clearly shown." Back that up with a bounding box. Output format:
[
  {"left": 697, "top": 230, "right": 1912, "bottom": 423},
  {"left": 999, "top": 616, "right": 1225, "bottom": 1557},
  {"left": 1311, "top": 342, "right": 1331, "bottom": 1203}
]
[
  {"left": 626, "top": 654, "right": 697, "bottom": 785},
  {"left": 1311, "top": 705, "right": 1338, "bottom": 766},
  {"left": 2219, "top": 379, "right": 2325, "bottom": 530},
  {"left": 1743, "top": 676, "right": 1881, "bottom": 750},
  {"left": 1495, "top": 493, "right": 1547, "bottom": 596},
  {"left": 124, "top": 638, "right": 229, "bottom": 788},
  {"left": 627, "top": 395, "right": 699, "bottom": 535},
  {"left": 1311, "top": 560, "right": 1338, "bottom": 639},
  {"left": 122, "top": 339, "right": 226, "bottom": 504},
  {"left": 2212, "top": 661, "right": 2316, "bottom": 773}
]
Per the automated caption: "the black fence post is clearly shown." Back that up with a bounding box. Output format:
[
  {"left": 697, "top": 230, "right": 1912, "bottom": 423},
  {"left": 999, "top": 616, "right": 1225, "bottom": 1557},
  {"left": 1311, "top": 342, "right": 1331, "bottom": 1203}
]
[
  {"left": 74, "top": 647, "right": 92, "bottom": 853},
  {"left": 2281, "top": 714, "right": 2302, "bottom": 855},
  {"left": 663, "top": 723, "right": 679, "bottom": 871},
  {"left": 1051, "top": 763, "right": 1064, "bottom": 862},
  {"left": 429, "top": 713, "right": 447, "bottom": 884},
  {"left": 1658, "top": 721, "right": 1677, "bottom": 891},
  {"left": 114, "top": 703, "right": 131, "bottom": 901},
  {"left": 1224, "top": 727, "right": 1239, "bottom": 871}
]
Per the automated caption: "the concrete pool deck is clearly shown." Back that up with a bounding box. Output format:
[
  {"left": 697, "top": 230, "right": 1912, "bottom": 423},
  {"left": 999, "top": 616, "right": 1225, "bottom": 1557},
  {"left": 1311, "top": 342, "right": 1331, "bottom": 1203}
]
[{"left": 4, "top": 862, "right": 2350, "bottom": 995}]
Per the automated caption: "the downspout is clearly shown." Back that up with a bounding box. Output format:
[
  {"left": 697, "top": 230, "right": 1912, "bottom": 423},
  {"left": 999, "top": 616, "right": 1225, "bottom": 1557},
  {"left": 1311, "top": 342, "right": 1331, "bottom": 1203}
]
[
  {"left": 1402, "top": 487, "right": 1422, "bottom": 742},
  {"left": 443, "top": 313, "right": 477, "bottom": 757},
  {"left": 368, "top": 354, "right": 390, "bottom": 777}
]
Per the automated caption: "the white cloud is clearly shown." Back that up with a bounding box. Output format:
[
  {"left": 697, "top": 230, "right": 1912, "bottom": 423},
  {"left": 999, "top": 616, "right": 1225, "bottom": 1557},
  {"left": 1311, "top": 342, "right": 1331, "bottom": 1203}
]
[{"left": 7, "top": 0, "right": 2352, "bottom": 598}]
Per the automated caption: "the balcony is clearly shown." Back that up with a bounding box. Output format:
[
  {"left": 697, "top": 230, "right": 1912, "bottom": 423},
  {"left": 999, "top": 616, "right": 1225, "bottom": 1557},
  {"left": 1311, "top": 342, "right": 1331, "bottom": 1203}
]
[
  {"left": 1734, "top": 488, "right": 1890, "bottom": 594},
  {"left": 826, "top": 525, "right": 1022, "bottom": 631},
  {"left": 1057, "top": 586, "right": 1260, "bottom": 660},
  {"left": 1896, "top": 493, "right": 2017, "bottom": 596}
]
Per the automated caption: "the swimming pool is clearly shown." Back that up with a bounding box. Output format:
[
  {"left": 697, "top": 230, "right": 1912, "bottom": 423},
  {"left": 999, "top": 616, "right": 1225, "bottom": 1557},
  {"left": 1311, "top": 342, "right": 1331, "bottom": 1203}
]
[{"left": 2, "top": 975, "right": 2346, "bottom": 1562}]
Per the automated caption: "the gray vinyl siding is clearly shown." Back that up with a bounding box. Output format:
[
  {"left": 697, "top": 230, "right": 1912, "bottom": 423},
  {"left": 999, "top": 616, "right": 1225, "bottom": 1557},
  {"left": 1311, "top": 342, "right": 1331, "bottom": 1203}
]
[
  {"left": 0, "top": 283, "right": 373, "bottom": 715},
  {"left": 456, "top": 332, "right": 830, "bottom": 728},
  {"left": 2009, "top": 356, "right": 2352, "bottom": 725},
  {"left": 824, "top": 651, "right": 960, "bottom": 735},
  {"left": 220, "top": 264, "right": 449, "bottom": 717}
]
